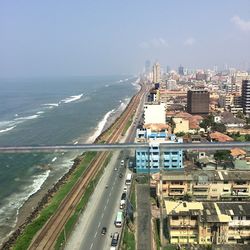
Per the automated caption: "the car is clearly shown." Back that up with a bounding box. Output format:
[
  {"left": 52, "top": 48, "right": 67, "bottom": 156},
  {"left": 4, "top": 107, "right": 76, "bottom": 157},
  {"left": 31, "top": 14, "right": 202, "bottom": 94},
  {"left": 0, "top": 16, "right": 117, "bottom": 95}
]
[
  {"left": 114, "top": 167, "right": 118, "bottom": 171},
  {"left": 123, "top": 186, "right": 127, "bottom": 192},
  {"left": 120, "top": 160, "right": 124, "bottom": 166},
  {"left": 119, "top": 173, "right": 123, "bottom": 178},
  {"left": 101, "top": 227, "right": 107, "bottom": 235},
  {"left": 111, "top": 232, "right": 119, "bottom": 246}
]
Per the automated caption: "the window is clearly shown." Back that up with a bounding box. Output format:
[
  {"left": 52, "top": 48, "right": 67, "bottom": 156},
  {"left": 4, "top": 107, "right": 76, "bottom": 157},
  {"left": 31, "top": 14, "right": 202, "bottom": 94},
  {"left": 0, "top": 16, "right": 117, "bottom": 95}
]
[
  {"left": 172, "top": 216, "right": 178, "bottom": 220},
  {"left": 191, "top": 216, "right": 196, "bottom": 220}
]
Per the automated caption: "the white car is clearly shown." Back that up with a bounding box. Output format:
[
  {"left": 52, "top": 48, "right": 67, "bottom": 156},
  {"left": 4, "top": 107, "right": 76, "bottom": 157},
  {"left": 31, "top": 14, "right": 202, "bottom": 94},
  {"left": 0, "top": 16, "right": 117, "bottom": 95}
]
[
  {"left": 120, "top": 160, "right": 124, "bottom": 166},
  {"left": 114, "top": 167, "right": 118, "bottom": 171},
  {"left": 123, "top": 186, "right": 127, "bottom": 193}
]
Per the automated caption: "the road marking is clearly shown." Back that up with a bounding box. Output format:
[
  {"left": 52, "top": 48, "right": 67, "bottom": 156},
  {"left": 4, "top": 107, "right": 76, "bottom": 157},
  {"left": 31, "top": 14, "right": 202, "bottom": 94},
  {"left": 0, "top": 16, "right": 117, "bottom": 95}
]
[
  {"left": 101, "top": 212, "right": 104, "bottom": 218},
  {"left": 95, "top": 231, "right": 98, "bottom": 237},
  {"left": 90, "top": 243, "right": 93, "bottom": 249},
  {"left": 98, "top": 221, "right": 101, "bottom": 228}
]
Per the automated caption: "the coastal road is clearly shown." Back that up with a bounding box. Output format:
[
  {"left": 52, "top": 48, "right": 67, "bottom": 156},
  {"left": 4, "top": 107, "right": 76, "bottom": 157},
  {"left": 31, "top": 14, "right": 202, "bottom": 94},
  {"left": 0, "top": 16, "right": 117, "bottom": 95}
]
[{"left": 64, "top": 150, "right": 130, "bottom": 250}]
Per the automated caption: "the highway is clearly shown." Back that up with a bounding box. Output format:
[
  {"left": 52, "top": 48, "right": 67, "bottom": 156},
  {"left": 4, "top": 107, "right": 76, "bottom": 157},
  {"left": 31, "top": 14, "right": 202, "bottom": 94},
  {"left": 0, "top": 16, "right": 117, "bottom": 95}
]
[
  {"left": 1, "top": 142, "right": 250, "bottom": 153},
  {"left": 64, "top": 151, "right": 129, "bottom": 250}
]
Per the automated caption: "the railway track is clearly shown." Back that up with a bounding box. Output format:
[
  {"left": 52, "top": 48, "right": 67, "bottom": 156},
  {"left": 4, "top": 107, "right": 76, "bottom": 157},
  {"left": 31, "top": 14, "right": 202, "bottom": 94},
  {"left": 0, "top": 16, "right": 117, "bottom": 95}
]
[{"left": 28, "top": 82, "right": 147, "bottom": 249}]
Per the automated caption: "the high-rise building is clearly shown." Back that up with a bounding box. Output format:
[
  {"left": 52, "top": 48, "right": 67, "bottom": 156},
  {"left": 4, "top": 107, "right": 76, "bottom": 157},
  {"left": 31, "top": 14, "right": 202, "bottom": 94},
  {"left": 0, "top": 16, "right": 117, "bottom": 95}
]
[
  {"left": 187, "top": 89, "right": 209, "bottom": 115},
  {"left": 152, "top": 62, "right": 161, "bottom": 83},
  {"left": 242, "top": 80, "right": 250, "bottom": 116},
  {"left": 178, "top": 65, "right": 184, "bottom": 76},
  {"left": 145, "top": 60, "right": 151, "bottom": 74}
]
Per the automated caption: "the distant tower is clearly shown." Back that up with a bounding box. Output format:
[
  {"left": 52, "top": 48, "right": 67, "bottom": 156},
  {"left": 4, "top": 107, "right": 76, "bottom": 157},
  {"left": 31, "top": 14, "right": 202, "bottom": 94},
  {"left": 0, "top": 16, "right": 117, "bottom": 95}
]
[
  {"left": 178, "top": 65, "right": 184, "bottom": 76},
  {"left": 145, "top": 60, "right": 151, "bottom": 74},
  {"left": 166, "top": 65, "right": 171, "bottom": 73},
  {"left": 242, "top": 80, "right": 250, "bottom": 117},
  {"left": 152, "top": 62, "right": 161, "bottom": 83}
]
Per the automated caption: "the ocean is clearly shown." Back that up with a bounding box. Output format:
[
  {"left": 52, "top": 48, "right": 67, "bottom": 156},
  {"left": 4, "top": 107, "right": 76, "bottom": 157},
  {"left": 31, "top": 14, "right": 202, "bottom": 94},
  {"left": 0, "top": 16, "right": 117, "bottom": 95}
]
[{"left": 0, "top": 75, "right": 139, "bottom": 243}]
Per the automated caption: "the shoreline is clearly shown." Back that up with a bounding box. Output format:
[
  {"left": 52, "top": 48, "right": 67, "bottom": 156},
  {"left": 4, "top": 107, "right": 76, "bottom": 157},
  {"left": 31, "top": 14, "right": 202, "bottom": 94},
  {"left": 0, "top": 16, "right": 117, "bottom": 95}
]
[{"left": 1, "top": 79, "right": 141, "bottom": 249}]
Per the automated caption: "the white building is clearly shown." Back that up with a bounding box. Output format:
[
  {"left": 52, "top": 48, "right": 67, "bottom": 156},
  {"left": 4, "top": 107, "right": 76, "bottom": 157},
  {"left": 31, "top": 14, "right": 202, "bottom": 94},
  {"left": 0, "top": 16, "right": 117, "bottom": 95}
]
[{"left": 144, "top": 102, "right": 166, "bottom": 124}]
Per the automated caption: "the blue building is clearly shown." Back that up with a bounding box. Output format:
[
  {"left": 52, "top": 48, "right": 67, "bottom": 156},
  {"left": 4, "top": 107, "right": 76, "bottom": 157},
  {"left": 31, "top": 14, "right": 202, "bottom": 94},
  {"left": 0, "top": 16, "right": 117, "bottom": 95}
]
[{"left": 135, "top": 128, "right": 183, "bottom": 173}]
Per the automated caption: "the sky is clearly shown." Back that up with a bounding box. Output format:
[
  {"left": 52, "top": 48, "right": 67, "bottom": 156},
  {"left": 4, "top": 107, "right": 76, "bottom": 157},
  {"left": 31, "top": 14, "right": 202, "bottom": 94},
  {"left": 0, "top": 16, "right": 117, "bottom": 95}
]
[{"left": 0, "top": 0, "right": 250, "bottom": 77}]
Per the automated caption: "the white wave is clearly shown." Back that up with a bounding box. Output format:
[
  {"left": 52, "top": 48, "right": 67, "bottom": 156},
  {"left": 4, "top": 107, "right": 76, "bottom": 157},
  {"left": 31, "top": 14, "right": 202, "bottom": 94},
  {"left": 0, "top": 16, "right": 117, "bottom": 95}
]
[
  {"left": 42, "top": 103, "right": 59, "bottom": 107},
  {"left": 105, "top": 84, "right": 109, "bottom": 87},
  {"left": 0, "top": 170, "right": 50, "bottom": 241},
  {"left": 61, "top": 94, "right": 83, "bottom": 104},
  {"left": 0, "top": 126, "right": 16, "bottom": 134},
  {"left": 14, "top": 114, "right": 39, "bottom": 121},
  {"left": 87, "top": 109, "right": 115, "bottom": 143},
  {"left": 14, "top": 114, "right": 19, "bottom": 117},
  {"left": 36, "top": 111, "right": 45, "bottom": 114},
  {"left": 74, "top": 141, "right": 78, "bottom": 145},
  {"left": 117, "top": 97, "right": 130, "bottom": 112},
  {"left": 51, "top": 157, "right": 57, "bottom": 162}
]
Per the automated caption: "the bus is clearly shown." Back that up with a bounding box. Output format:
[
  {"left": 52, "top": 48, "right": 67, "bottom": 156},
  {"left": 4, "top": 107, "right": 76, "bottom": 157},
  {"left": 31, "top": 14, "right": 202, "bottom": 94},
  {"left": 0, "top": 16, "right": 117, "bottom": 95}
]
[
  {"left": 115, "top": 211, "right": 123, "bottom": 227},
  {"left": 125, "top": 173, "right": 132, "bottom": 185}
]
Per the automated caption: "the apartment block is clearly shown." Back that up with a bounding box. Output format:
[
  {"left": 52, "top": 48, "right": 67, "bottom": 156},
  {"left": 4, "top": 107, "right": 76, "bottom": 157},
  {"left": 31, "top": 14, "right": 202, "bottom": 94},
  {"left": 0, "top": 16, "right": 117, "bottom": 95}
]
[
  {"left": 135, "top": 128, "right": 183, "bottom": 173},
  {"left": 156, "top": 170, "right": 250, "bottom": 200},
  {"left": 166, "top": 201, "right": 250, "bottom": 245}
]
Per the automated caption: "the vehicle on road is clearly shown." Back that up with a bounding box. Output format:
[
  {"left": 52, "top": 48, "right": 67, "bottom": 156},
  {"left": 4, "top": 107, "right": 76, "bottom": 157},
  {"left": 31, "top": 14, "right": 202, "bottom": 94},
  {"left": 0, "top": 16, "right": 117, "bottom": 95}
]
[
  {"left": 111, "top": 232, "right": 119, "bottom": 246},
  {"left": 101, "top": 227, "right": 107, "bottom": 235},
  {"left": 121, "top": 192, "right": 126, "bottom": 200},
  {"left": 120, "top": 160, "right": 124, "bottom": 166},
  {"left": 114, "top": 167, "right": 118, "bottom": 171},
  {"left": 120, "top": 199, "right": 125, "bottom": 209},
  {"left": 125, "top": 173, "right": 132, "bottom": 185},
  {"left": 115, "top": 211, "right": 123, "bottom": 227},
  {"left": 123, "top": 186, "right": 127, "bottom": 193},
  {"left": 119, "top": 173, "right": 123, "bottom": 178}
]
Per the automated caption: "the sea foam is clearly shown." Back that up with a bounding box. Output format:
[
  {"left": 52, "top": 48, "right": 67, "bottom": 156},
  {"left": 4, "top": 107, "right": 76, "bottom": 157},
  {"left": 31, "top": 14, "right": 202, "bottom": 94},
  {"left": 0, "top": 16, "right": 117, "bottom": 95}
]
[
  {"left": 87, "top": 109, "right": 115, "bottom": 143},
  {"left": 0, "top": 126, "right": 16, "bottom": 134},
  {"left": 61, "top": 94, "right": 83, "bottom": 104}
]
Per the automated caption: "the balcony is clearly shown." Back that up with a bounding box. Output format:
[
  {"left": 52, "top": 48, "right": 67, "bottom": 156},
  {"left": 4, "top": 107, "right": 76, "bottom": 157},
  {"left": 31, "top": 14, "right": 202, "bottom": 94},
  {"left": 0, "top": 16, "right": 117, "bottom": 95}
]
[
  {"left": 169, "top": 190, "right": 184, "bottom": 196},
  {"left": 170, "top": 184, "right": 185, "bottom": 189},
  {"left": 193, "top": 184, "right": 209, "bottom": 189}
]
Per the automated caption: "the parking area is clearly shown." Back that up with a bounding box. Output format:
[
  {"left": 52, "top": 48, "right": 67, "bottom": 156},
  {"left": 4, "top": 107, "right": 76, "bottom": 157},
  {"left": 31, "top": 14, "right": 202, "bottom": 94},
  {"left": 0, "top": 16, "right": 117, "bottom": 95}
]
[{"left": 136, "top": 184, "right": 151, "bottom": 250}]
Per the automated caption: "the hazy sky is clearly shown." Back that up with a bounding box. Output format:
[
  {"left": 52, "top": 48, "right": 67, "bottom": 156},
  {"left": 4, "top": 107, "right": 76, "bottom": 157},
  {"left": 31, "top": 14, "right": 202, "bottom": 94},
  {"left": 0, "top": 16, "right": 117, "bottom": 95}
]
[{"left": 0, "top": 0, "right": 250, "bottom": 77}]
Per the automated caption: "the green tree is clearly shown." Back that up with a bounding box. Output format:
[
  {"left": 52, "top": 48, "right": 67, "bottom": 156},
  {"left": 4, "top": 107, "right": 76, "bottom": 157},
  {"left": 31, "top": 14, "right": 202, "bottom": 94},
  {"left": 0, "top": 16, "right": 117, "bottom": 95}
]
[
  {"left": 211, "top": 123, "right": 226, "bottom": 133},
  {"left": 245, "top": 134, "right": 250, "bottom": 141},
  {"left": 236, "top": 111, "right": 245, "bottom": 120},
  {"left": 214, "top": 150, "right": 232, "bottom": 162}
]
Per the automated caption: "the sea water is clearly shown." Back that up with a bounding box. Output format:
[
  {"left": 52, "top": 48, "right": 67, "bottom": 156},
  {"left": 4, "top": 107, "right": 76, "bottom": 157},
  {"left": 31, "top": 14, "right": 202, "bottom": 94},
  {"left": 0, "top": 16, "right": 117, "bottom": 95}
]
[{"left": 0, "top": 75, "right": 139, "bottom": 243}]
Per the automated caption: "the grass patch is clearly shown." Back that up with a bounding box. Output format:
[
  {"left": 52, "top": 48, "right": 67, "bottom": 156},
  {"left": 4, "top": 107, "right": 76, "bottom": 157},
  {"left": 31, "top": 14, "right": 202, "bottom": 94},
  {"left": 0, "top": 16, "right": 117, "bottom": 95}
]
[
  {"left": 121, "top": 226, "right": 135, "bottom": 250},
  {"left": 13, "top": 152, "right": 97, "bottom": 250},
  {"left": 154, "top": 218, "right": 161, "bottom": 250},
  {"left": 122, "top": 114, "right": 134, "bottom": 135},
  {"left": 130, "top": 181, "right": 136, "bottom": 210}
]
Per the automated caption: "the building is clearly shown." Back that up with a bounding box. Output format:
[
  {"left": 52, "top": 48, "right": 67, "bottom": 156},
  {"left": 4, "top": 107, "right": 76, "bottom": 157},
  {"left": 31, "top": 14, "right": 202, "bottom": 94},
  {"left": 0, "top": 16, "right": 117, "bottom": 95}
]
[
  {"left": 242, "top": 80, "right": 250, "bottom": 117},
  {"left": 152, "top": 62, "right": 161, "bottom": 84},
  {"left": 135, "top": 128, "right": 183, "bottom": 173},
  {"left": 166, "top": 200, "right": 250, "bottom": 245},
  {"left": 187, "top": 90, "right": 209, "bottom": 115},
  {"left": 155, "top": 170, "right": 250, "bottom": 201},
  {"left": 172, "top": 117, "right": 189, "bottom": 134},
  {"left": 143, "top": 102, "right": 165, "bottom": 124},
  {"left": 178, "top": 65, "right": 184, "bottom": 76}
]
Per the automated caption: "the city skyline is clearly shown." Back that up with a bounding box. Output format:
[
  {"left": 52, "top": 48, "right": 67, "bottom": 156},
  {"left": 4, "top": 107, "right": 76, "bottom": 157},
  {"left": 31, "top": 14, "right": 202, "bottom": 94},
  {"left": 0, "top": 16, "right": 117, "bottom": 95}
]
[{"left": 0, "top": 0, "right": 250, "bottom": 77}]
